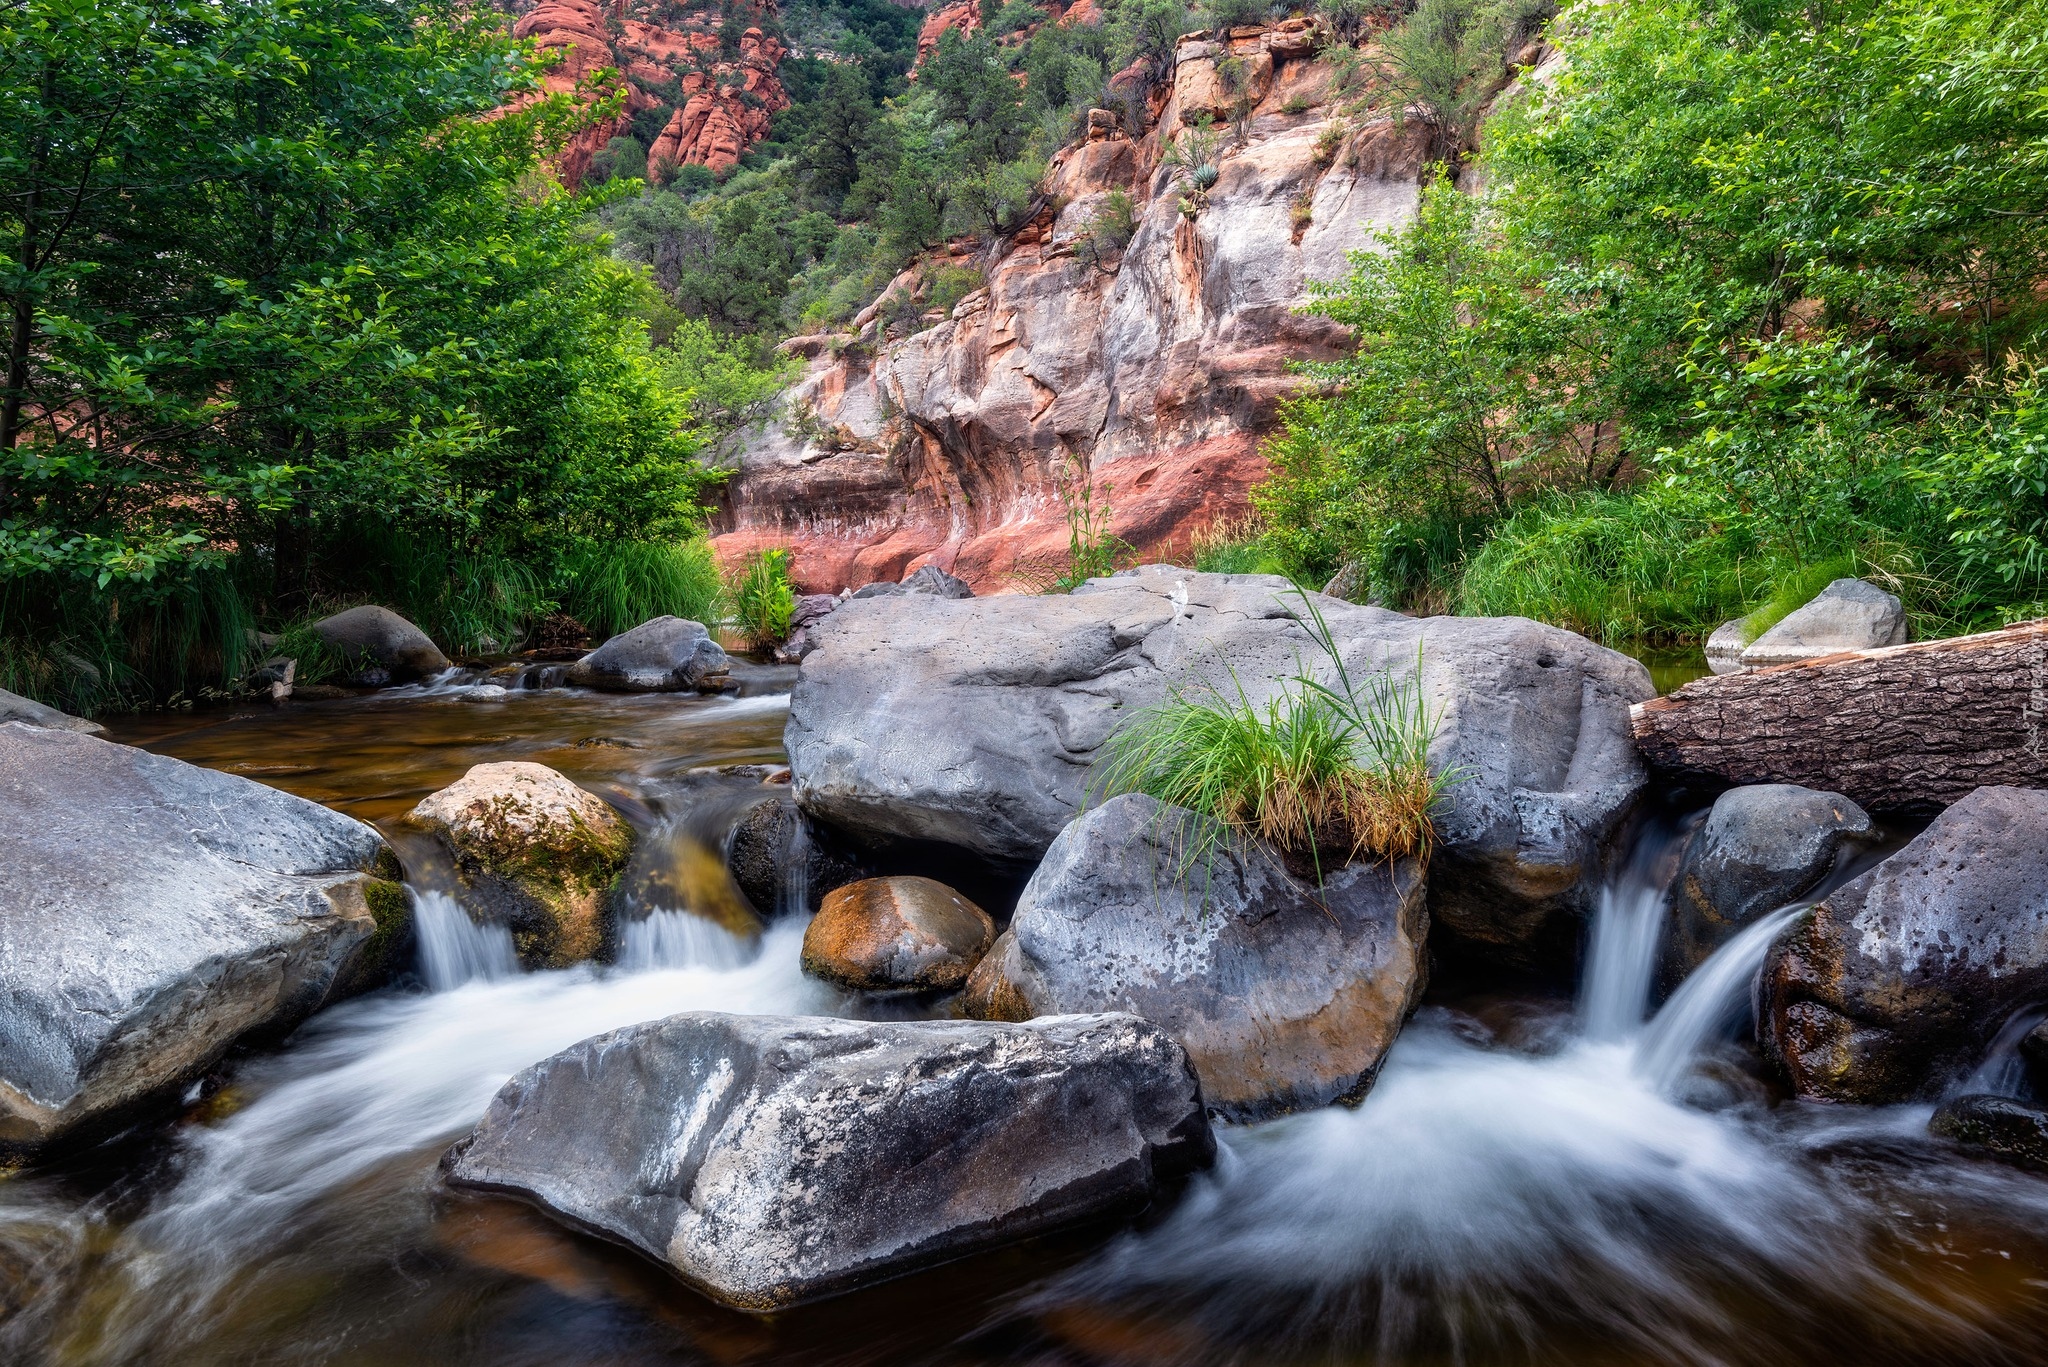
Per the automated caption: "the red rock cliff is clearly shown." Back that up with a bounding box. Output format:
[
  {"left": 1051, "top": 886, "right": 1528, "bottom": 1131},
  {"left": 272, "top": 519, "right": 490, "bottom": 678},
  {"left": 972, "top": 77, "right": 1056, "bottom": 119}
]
[{"left": 712, "top": 21, "right": 1433, "bottom": 594}]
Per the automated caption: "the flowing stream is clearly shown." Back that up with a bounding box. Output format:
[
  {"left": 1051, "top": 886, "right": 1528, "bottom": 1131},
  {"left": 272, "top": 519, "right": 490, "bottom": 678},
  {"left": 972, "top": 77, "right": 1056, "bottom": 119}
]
[{"left": 3, "top": 686, "right": 2047, "bottom": 1365}]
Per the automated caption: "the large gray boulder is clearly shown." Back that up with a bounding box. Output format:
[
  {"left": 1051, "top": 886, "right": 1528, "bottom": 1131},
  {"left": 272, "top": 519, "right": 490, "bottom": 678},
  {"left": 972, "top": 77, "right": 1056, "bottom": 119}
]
[
  {"left": 0, "top": 724, "right": 401, "bottom": 1155},
  {"left": 443, "top": 1011, "right": 1212, "bottom": 1310},
  {"left": 788, "top": 568, "right": 1652, "bottom": 965},
  {"left": 965, "top": 794, "right": 1427, "bottom": 1121},
  {"left": 310, "top": 604, "right": 450, "bottom": 681},
  {"left": 1659, "top": 784, "right": 1874, "bottom": 992},
  {"left": 1761, "top": 786, "right": 2048, "bottom": 1103},
  {"left": 1739, "top": 578, "right": 1908, "bottom": 669},
  {"left": 567, "top": 616, "right": 729, "bottom": 692},
  {"left": 0, "top": 687, "right": 102, "bottom": 735}
]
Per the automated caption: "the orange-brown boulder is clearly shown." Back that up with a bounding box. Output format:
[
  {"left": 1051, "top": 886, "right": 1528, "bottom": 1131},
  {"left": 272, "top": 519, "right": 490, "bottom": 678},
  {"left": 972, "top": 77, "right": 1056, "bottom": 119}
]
[{"left": 800, "top": 876, "right": 997, "bottom": 992}]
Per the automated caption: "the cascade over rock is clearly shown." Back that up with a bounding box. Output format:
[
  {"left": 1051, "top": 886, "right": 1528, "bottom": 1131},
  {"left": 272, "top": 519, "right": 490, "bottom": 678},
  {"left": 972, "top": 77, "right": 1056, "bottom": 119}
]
[
  {"left": 712, "top": 27, "right": 1431, "bottom": 592},
  {"left": 788, "top": 568, "right": 1652, "bottom": 967}
]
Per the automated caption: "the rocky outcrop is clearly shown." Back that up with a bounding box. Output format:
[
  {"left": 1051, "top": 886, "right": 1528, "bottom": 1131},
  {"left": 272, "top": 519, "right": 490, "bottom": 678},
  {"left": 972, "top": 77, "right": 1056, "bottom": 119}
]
[
  {"left": 789, "top": 568, "right": 1652, "bottom": 966},
  {"left": 713, "top": 27, "right": 1429, "bottom": 592},
  {"left": 566, "top": 615, "right": 729, "bottom": 692},
  {"left": 0, "top": 724, "right": 399, "bottom": 1155},
  {"left": 1659, "top": 784, "right": 1874, "bottom": 992},
  {"left": 800, "top": 876, "right": 996, "bottom": 992},
  {"left": 408, "top": 761, "right": 632, "bottom": 968},
  {"left": 1761, "top": 787, "right": 2048, "bottom": 1103},
  {"left": 505, "top": 0, "right": 788, "bottom": 186},
  {"left": 965, "top": 793, "right": 1427, "bottom": 1120},
  {"left": 443, "top": 1011, "right": 1213, "bottom": 1309},
  {"left": 0, "top": 687, "right": 102, "bottom": 735},
  {"left": 311, "top": 604, "right": 450, "bottom": 682}
]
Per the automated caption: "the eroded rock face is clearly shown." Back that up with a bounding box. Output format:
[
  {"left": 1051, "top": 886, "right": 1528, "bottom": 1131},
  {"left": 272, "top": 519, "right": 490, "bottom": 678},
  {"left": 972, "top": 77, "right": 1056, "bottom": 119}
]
[
  {"left": 409, "top": 761, "right": 632, "bottom": 968},
  {"left": 1660, "top": 784, "right": 1874, "bottom": 992},
  {"left": 0, "top": 724, "right": 396, "bottom": 1155},
  {"left": 567, "top": 616, "right": 729, "bottom": 693},
  {"left": 801, "top": 876, "right": 996, "bottom": 992},
  {"left": 789, "top": 569, "right": 1652, "bottom": 966},
  {"left": 1739, "top": 578, "right": 1908, "bottom": 669},
  {"left": 311, "top": 604, "right": 450, "bottom": 682},
  {"left": 965, "top": 793, "right": 1427, "bottom": 1120},
  {"left": 1761, "top": 787, "right": 2048, "bottom": 1103},
  {"left": 443, "top": 1011, "right": 1213, "bottom": 1309},
  {"left": 712, "top": 30, "right": 1428, "bottom": 592}
]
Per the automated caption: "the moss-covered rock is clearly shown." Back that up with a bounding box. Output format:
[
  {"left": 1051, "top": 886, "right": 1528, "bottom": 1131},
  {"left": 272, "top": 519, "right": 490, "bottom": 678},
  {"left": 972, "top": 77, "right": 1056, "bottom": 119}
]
[{"left": 408, "top": 763, "right": 633, "bottom": 969}]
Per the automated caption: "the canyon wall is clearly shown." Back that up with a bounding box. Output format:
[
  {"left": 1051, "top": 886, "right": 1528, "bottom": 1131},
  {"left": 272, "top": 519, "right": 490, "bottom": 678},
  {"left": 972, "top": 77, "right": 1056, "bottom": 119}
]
[
  {"left": 507, "top": 0, "right": 788, "bottom": 185},
  {"left": 712, "top": 21, "right": 1430, "bottom": 593}
]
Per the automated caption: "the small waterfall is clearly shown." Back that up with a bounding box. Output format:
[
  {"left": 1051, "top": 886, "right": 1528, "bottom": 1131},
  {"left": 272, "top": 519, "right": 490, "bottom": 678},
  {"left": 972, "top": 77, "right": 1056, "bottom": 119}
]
[
  {"left": 777, "top": 811, "right": 812, "bottom": 918},
  {"left": 411, "top": 888, "right": 518, "bottom": 991},
  {"left": 1953, "top": 1006, "right": 2048, "bottom": 1100},
  {"left": 1633, "top": 903, "right": 1806, "bottom": 1091},
  {"left": 616, "top": 910, "right": 753, "bottom": 971},
  {"left": 1578, "top": 826, "right": 1689, "bottom": 1041}
]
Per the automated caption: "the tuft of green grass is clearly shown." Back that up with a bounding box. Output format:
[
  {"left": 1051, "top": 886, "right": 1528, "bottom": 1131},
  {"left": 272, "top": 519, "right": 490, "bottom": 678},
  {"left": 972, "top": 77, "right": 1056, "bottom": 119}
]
[
  {"left": 1094, "top": 589, "right": 1455, "bottom": 881},
  {"left": 557, "top": 538, "right": 722, "bottom": 639},
  {"left": 727, "top": 548, "right": 796, "bottom": 650}
]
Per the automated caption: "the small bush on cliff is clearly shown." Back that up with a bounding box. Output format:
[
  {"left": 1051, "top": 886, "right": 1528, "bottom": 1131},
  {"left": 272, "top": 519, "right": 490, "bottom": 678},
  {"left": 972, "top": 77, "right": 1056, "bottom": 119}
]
[{"left": 1095, "top": 593, "right": 1451, "bottom": 878}]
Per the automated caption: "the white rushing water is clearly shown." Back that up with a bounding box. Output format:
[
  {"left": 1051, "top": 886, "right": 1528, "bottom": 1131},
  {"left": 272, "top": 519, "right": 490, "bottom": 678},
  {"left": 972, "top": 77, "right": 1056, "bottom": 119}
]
[{"left": 411, "top": 888, "right": 519, "bottom": 990}]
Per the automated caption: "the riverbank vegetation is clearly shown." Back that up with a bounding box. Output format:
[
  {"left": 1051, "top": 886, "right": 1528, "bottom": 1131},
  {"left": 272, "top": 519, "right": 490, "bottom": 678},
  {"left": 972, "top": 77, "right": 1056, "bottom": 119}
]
[{"left": 1253, "top": 0, "right": 2048, "bottom": 644}]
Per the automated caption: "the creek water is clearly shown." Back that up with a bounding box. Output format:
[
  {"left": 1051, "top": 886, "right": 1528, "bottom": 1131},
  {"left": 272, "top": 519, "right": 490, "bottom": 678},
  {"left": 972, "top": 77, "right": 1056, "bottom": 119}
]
[{"left": 3, "top": 681, "right": 2047, "bottom": 1366}]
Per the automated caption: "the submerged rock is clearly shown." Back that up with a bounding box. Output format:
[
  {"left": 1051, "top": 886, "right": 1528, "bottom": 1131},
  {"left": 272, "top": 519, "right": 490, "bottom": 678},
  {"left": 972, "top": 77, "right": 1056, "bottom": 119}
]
[
  {"left": 1660, "top": 784, "right": 1874, "bottom": 992},
  {"left": 567, "top": 616, "right": 729, "bottom": 693},
  {"left": 1761, "top": 786, "right": 2048, "bottom": 1103},
  {"left": 964, "top": 793, "right": 1428, "bottom": 1121},
  {"left": 800, "top": 876, "right": 995, "bottom": 992},
  {"left": 0, "top": 687, "right": 102, "bottom": 735},
  {"left": 1931, "top": 1094, "right": 2048, "bottom": 1172},
  {"left": 311, "top": 604, "right": 451, "bottom": 681},
  {"left": 1739, "top": 578, "right": 1908, "bottom": 669},
  {"left": 408, "top": 762, "right": 632, "bottom": 968},
  {"left": 0, "top": 724, "right": 398, "bottom": 1156},
  {"left": 789, "top": 568, "right": 1650, "bottom": 968},
  {"left": 443, "top": 1011, "right": 1212, "bottom": 1310}
]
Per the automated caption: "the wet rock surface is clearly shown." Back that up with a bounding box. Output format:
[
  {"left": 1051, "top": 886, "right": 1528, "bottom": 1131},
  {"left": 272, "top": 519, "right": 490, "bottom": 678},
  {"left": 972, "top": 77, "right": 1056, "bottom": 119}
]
[
  {"left": 442, "top": 1011, "right": 1213, "bottom": 1310},
  {"left": 408, "top": 761, "right": 632, "bottom": 968},
  {"left": 726, "top": 792, "right": 862, "bottom": 916},
  {"left": 0, "top": 724, "right": 394, "bottom": 1155},
  {"left": 1931, "top": 1094, "right": 2048, "bottom": 1172},
  {"left": 310, "top": 604, "right": 450, "bottom": 682},
  {"left": 567, "top": 616, "right": 729, "bottom": 693},
  {"left": 1761, "top": 786, "right": 2048, "bottom": 1103},
  {"left": 790, "top": 568, "right": 1650, "bottom": 966},
  {"left": 963, "top": 793, "right": 1427, "bottom": 1120},
  {"left": 1660, "top": 784, "right": 1874, "bottom": 992},
  {"left": 800, "top": 876, "right": 996, "bottom": 992}
]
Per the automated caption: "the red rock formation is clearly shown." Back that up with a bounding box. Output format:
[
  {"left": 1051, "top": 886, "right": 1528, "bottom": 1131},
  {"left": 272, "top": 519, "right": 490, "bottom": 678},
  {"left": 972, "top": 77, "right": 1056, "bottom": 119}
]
[
  {"left": 503, "top": 1, "right": 788, "bottom": 187},
  {"left": 712, "top": 27, "right": 1435, "bottom": 594},
  {"left": 915, "top": 1, "right": 981, "bottom": 66}
]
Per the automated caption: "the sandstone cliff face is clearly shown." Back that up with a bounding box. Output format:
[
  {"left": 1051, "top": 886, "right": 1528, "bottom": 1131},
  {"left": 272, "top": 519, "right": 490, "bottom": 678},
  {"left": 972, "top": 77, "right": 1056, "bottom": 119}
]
[
  {"left": 506, "top": 0, "right": 788, "bottom": 185},
  {"left": 714, "top": 22, "right": 1428, "bottom": 593}
]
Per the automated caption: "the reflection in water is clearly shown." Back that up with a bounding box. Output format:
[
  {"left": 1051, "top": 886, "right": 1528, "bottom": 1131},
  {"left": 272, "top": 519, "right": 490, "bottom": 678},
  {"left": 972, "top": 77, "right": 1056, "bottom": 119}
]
[{"left": 4, "top": 691, "right": 2047, "bottom": 1366}]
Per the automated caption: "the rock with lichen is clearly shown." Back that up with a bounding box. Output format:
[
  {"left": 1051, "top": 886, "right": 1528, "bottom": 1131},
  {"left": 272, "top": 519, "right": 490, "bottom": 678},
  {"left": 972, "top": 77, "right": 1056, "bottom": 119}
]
[{"left": 408, "top": 762, "right": 632, "bottom": 968}]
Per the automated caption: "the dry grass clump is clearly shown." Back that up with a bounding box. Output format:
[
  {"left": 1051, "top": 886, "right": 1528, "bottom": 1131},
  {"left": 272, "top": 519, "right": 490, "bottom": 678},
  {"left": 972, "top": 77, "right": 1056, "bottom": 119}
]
[{"left": 1094, "top": 591, "right": 1456, "bottom": 880}]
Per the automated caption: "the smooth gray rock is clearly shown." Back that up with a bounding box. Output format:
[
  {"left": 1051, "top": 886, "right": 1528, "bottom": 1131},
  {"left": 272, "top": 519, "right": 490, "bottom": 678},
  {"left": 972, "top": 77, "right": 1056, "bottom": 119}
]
[
  {"left": 1931, "top": 1094, "right": 2048, "bottom": 1172},
  {"left": 900, "top": 564, "right": 974, "bottom": 598},
  {"left": 1762, "top": 786, "right": 2048, "bottom": 1103},
  {"left": 966, "top": 793, "right": 1427, "bottom": 1121},
  {"left": 1703, "top": 619, "right": 1750, "bottom": 675},
  {"left": 0, "top": 724, "right": 393, "bottom": 1155},
  {"left": 789, "top": 567, "right": 1653, "bottom": 965},
  {"left": 443, "top": 1011, "right": 1212, "bottom": 1310},
  {"left": 310, "top": 604, "right": 450, "bottom": 681},
  {"left": 0, "top": 687, "right": 102, "bottom": 735},
  {"left": 567, "top": 616, "right": 729, "bottom": 692},
  {"left": 1660, "top": 784, "right": 1874, "bottom": 991},
  {"left": 1739, "top": 578, "right": 1908, "bottom": 668}
]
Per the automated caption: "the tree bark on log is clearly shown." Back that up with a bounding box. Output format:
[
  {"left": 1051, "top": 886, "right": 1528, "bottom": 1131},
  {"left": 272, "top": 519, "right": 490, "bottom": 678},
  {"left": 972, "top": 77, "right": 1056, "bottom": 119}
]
[{"left": 1631, "top": 620, "right": 2048, "bottom": 813}]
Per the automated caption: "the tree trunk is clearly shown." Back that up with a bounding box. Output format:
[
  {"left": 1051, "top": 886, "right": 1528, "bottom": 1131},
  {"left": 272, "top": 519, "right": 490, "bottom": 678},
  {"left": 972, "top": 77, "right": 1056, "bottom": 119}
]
[{"left": 1631, "top": 620, "right": 2048, "bottom": 813}]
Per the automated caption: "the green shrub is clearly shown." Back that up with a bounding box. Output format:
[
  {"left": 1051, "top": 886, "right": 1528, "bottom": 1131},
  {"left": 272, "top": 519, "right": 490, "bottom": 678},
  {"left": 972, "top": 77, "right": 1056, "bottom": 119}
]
[
  {"left": 728, "top": 548, "right": 797, "bottom": 649},
  {"left": 1052, "top": 453, "right": 1132, "bottom": 591},
  {"left": 557, "top": 539, "right": 723, "bottom": 640}
]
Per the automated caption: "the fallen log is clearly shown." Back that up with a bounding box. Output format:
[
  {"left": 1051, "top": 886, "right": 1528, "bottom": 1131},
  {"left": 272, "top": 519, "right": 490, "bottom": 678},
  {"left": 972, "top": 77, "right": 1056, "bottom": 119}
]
[{"left": 1631, "top": 620, "right": 2048, "bottom": 813}]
